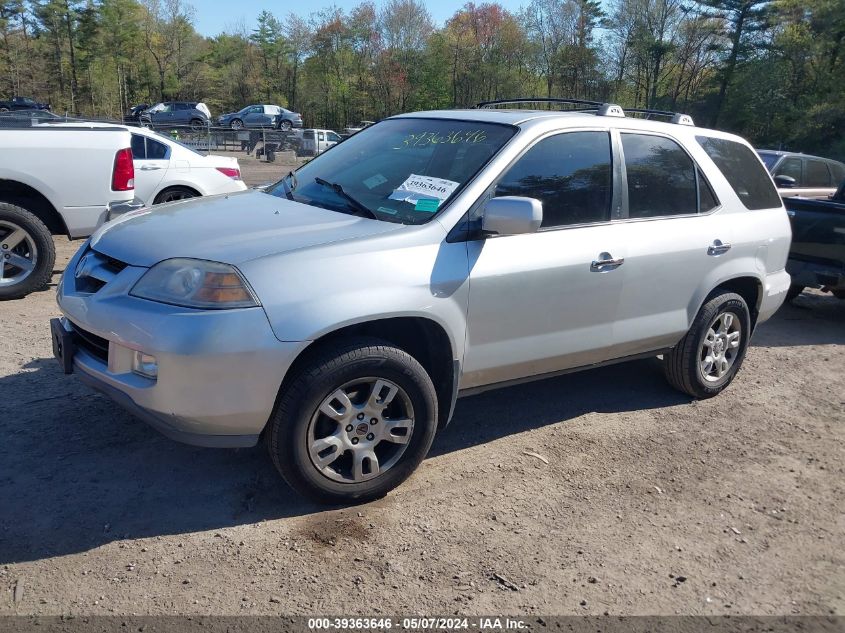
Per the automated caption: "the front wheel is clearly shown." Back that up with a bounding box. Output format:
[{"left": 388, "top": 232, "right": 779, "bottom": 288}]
[
  {"left": 230, "top": 119, "right": 243, "bottom": 130},
  {"left": 268, "top": 338, "right": 438, "bottom": 504},
  {"left": 663, "top": 291, "right": 751, "bottom": 399},
  {"left": 0, "top": 202, "right": 55, "bottom": 300}
]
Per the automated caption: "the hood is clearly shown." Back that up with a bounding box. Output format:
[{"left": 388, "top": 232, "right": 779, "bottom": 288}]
[{"left": 90, "top": 190, "right": 404, "bottom": 267}]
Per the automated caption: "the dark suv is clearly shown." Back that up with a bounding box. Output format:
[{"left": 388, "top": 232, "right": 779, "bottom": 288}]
[
  {"left": 140, "top": 102, "right": 210, "bottom": 128},
  {"left": 758, "top": 150, "right": 845, "bottom": 199}
]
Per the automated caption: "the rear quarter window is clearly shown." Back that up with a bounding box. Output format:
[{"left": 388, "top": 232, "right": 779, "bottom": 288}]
[{"left": 696, "top": 136, "right": 781, "bottom": 210}]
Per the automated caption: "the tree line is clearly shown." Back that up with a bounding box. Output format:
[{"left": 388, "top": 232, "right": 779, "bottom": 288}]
[{"left": 0, "top": 0, "right": 843, "bottom": 159}]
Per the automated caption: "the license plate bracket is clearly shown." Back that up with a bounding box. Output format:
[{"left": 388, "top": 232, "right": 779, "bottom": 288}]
[{"left": 50, "top": 318, "right": 75, "bottom": 374}]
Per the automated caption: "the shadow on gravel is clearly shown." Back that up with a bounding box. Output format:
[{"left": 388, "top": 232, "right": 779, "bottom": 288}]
[
  {"left": 0, "top": 358, "right": 319, "bottom": 565},
  {"left": 753, "top": 293, "right": 845, "bottom": 348},
  {"left": 1, "top": 298, "right": 839, "bottom": 564}
]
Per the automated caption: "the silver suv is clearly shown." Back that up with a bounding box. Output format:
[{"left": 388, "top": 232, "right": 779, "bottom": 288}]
[{"left": 51, "top": 99, "right": 792, "bottom": 503}]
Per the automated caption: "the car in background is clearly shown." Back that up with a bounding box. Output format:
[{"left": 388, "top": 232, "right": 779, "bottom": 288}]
[
  {"left": 342, "top": 120, "right": 374, "bottom": 136},
  {"left": 298, "top": 129, "right": 341, "bottom": 156},
  {"left": 217, "top": 104, "right": 303, "bottom": 131},
  {"left": 140, "top": 102, "right": 211, "bottom": 128},
  {"left": 124, "top": 104, "right": 150, "bottom": 123},
  {"left": 126, "top": 126, "right": 246, "bottom": 204},
  {"left": 0, "top": 96, "right": 51, "bottom": 112},
  {"left": 49, "top": 122, "right": 247, "bottom": 204},
  {"left": 758, "top": 150, "right": 845, "bottom": 199},
  {"left": 783, "top": 178, "right": 845, "bottom": 302},
  {"left": 0, "top": 109, "right": 62, "bottom": 127}
]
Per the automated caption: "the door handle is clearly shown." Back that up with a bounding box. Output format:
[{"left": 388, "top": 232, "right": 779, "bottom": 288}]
[
  {"left": 707, "top": 240, "right": 732, "bottom": 256},
  {"left": 138, "top": 165, "right": 162, "bottom": 171},
  {"left": 590, "top": 253, "right": 625, "bottom": 272}
]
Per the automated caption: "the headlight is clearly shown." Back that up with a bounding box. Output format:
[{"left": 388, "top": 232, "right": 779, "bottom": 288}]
[{"left": 130, "top": 258, "right": 259, "bottom": 309}]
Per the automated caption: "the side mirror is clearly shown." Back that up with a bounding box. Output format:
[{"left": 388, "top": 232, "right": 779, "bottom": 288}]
[
  {"left": 774, "top": 174, "right": 797, "bottom": 188},
  {"left": 482, "top": 196, "right": 543, "bottom": 236}
]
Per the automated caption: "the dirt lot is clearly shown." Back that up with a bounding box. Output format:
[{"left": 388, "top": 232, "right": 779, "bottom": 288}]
[{"left": 0, "top": 162, "right": 843, "bottom": 616}]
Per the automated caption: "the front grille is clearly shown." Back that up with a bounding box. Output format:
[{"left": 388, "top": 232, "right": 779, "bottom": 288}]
[
  {"left": 73, "top": 248, "right": 128, "bottom": 294},
  {"left": 68, "top": 320, "right": 109, "bottom": 363}
]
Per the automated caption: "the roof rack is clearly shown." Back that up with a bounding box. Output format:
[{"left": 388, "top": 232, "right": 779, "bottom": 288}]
[{"left": 473, "top": 98, "right": 695, "bottom": 126}]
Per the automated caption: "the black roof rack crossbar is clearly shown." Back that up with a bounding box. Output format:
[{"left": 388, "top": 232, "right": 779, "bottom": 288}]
[
  {"left": 474, "top": 98, "right": 605, "bottom": 110},
  {"left": 624, "top": 107, "right": 677, "bottom": 118}
]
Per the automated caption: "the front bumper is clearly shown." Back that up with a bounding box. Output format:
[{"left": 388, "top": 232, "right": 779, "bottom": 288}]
[{"left": 55, "top": 245, "right": 308, "bottom": 447}]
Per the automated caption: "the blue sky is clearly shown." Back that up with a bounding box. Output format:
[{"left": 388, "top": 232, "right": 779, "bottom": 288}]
[{"left": 192, "top": 0, "right": 531, "bottom": 36}]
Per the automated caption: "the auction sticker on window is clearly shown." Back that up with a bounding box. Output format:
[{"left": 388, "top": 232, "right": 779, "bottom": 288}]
[{"left": 389, "top": 174, "right": 459, "bottom": 205}]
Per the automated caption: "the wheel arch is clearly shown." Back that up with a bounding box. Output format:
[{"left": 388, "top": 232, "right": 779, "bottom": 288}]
[
  {"left": 0, "top": 179, "right": 69, "bottom": 235},
  {"left": 272, "top": 316, "right": 459, "bottom": 435},
  {"left": 702, "top": 275, "right": 763, "bottom": 330},
  {"left": 152, "top": 184, "right": 203, "bottom": 204}
]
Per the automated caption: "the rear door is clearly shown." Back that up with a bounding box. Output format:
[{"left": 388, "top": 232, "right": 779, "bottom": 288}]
[
  {"left": 802, "top": 158, "right": 835, "bottom": 199},
  {"left": 610, "top": 130, "right": 731, "bottom": 356},
  {"left": 130, "top": 133, "right": 169, "bottom": 204}
]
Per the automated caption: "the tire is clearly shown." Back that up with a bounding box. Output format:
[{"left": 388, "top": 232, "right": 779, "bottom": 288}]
[
  {"left": 230, "top": 119, "right": 243, "bottom": 130},
  {"left": 153, "top": 187, "right": 199, "bottom": 204},
  {"left": 0, "top": 107, "right": 9, "bottom": 112},
  {"left": 189, "top": 118, "right": 205, "bottom": 130},
  {"left": 0, "top": 202, "right": 55, "bottom": 300},
  {"left": 663, "top": 291, "right": 751, "bottom": 399},
  {"left": 278, "top": 119, "right": 293, "bottom": 132},
  {"left": 268, "top": 337, "right": 438, "bottom": 504},
  {"left": 785, "top": 284, "right": 804, "bottom": 302}
]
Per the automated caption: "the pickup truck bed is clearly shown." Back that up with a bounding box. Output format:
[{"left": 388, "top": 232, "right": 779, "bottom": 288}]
[{"left": 784, "top": 183, "right": 845, "bottom": 298}]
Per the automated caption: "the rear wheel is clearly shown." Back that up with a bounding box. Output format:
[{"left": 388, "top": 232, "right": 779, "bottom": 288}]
[
  {"left": 153, "top": 187, "right": 199, "bottom": 204},
  {"left": 664, "top": 291, "right": 751, "bottom": 399},
  {"left": 0, "top": 202, "right": 55, "bottom": 300},
  {"left": 278, "top": 119, "right": 293, "bottom": 132},
  {"left": 268, "top": 338, "right": 438, "bottom": 504}
]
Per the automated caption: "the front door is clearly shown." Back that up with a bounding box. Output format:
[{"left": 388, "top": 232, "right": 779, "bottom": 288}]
[{"left": 462, "top": 129, "right": 626, "bottom": 389}]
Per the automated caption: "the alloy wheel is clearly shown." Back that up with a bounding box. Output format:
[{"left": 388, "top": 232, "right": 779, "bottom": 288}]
[
  {"left": 0, "top": 220, "right": 38, "bottom": 288},
  {"left": 699, "top": 310, "right": 741, "bottom": 382},
  {"left": 307, "top": 377, "right": 415, "bottom": 483}
]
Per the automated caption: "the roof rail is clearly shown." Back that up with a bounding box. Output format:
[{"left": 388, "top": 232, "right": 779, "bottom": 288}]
[
  {"left": 473, "top": 98, "right": 695, "bottom": 126},
  {"left": 475, "top": 98, "right": 605, "bottom": 110}
]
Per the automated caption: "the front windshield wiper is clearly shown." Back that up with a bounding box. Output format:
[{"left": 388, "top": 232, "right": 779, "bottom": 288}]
[
  {"left": 279, "top": 170, "right": 295, "bottom": 200},
  {"left": 314, "top": 177, "right": 379, "bottom": 220}
]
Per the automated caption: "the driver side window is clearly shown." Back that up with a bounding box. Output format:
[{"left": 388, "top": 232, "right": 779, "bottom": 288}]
[{"left": 494, "top": 131, "right": 612, "bottom": 228}]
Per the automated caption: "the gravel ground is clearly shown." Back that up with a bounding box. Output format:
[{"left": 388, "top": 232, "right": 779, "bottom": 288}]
[{"left": 0, "top": 164, "right": 842, "bottom": 616}]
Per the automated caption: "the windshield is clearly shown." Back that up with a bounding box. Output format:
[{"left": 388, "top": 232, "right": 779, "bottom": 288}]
[
  {"left": 757, "top": 151, "right": 779, "bottom": 171},
  {"left": 266, "top": 117, "right": 515, "bottom": 224}
]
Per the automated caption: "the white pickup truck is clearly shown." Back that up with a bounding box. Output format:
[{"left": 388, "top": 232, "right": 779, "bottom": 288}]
[{"left": 0, "top": 125, "right": 142, "bottom": 299}]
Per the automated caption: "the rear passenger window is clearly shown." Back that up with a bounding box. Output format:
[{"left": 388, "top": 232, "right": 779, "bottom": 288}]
[
  {"left": 698, "top": 169, "right": 719, "bottom": 212},
  {"left": 805, "top": 160, "right": 831, "bottom": 187},
  {"left": 696, "top": 136, "right": 782, "bottom": 210},
  {"left": 495, "top": 131, "right": 611, "bottom": 228},
  {"left": 621, "top": 133, "right": 697, "bottom": 217},
  {"left": 130, "top": 134, "right": 146, "bottom": 160},
  {"left": 830, "top": 162, "right": 845, "bottom": 184},
  {"left": 146, "top": 138, "right": 168, "bottom": 160}
]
